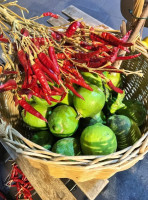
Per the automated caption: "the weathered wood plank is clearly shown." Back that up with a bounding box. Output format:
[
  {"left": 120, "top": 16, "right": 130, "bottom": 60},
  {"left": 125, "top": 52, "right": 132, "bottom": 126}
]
[
  {"left": 47, "top": 15, "right": 68, "bottom": 26},
  {"left": 62, "top": 5, "right": 111, "bottom": 28},
  {"left": 16, "top": 155, "right": 76, "bottom": 200},
  {"left": 76, "top": 179, "right": 109, "bottom": 200}
]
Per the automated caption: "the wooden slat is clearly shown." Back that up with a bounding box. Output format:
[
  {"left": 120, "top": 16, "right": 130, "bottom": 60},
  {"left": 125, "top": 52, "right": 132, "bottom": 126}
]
[
  {"left": 62, "top": 5, "right": 111, "bottom": 28},
  {"left": 76, "top": 179, "right": 109, "bottom": 200},
  {"left": 16, "top": 155, "right": 76, "bottom": 200},
  {"left": 47, "top": 15, "right": 68, "bottom": 26}
]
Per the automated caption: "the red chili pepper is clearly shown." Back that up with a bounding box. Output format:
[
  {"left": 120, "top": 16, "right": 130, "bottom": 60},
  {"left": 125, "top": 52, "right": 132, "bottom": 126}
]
[
  {"left": 38, "top": 52, "right": 58, "bottom": 74},
  {"left": 48, "top": 46, "right": 60, "bottom": 75},
  {"left": 70, "top": 78, "right": 93, "bottom": 91},
  {"left": 88, "top": 57, "right": 111, "bottom": 68},
  {"left": 65, "top": 82, "right": 84, "bottom": 100},
  {"left": 31, "top": 85, "right": 43, "bottom": 98},
  {"left": 121, "top": 30, "right": 132, "bottom": 42},
  {"left": 116, "top": 53, "right": 141, "bottom": 60},
  {"left": 22, "top": 187, "right": 33, "bottom": 200},
  {"left": 110, "top": 47, "right": 119, "bottom": 63},
  {"left": 31, "top": 61, "right": 51, "bottom": 93},
  {"left": 101, "top": 32, "right": 133, "bottom": 47},
  {"left": 42, "top": 12, "right": 58, "bottom": 19},
  {"left": 0, "top": 79, "right": 17, "bottom": 92},
  {"left": 44, "top": 74, "right": 54, "bottom": 83},
  {"left": 73, "top": 46, "right": 110, "bottom": 61},
  {"left": 20, "top": 28, "right": 30, "bottom": 37},
  {"left": 90, "top": 32, "right": 108, "bottom": 45},
  {"left": 2, "top": 70, "right": 18, "bottom": 75},
  {"left": 66, "top": 21, "right": 81, "bottom": 37},
  {"left": 51, "top": 31, "right": 64, "bottom": 41},
  {"left": 14, "top": 164, "right": 24, "bottom": 175},
  {"left": 35, "top": 57, "right": 60, "bottom": 85},
  {"left": 52, "top": 85, "right": 64, "bottom": 93},
  {"left": 117, "top": 45, "right": 130, "bottom": 52},
  {"left": 107, "top": 80, "right": 123, "bottom": 93},
  {"left": 26, "top": 75, "right": 37, "bottom": 89},
  {"left": 59, "top": 91, "right": 67, "bottom": 102},
  {"left": 18, "top": 99, "right": 47, "bottom": 122},
  {"left": 0, "top": 34, "right": 3, "bottom": 38},
  {"left": 0, "top": 38, "right": 9, "bottom": 43},
  {"left": 12, "top": 178, "right": 25, "bottom": 185},
  {"left": 17, "top": 49, "right": 29, "bottom": 87},
  {"left": 56, "top": 52, "right": 72, "bottom": 59},
  {"left": 42, "top": 88, "right": 52, "bottom": 105},
  {"left": 63, "top": 64, "right": 84, "bottom": 80},
  {"left": 80, "top": 41, "right": 93, "bottom": 50},
  {"left": 27, "top": 60, "right": 33, "bottom": 85}
]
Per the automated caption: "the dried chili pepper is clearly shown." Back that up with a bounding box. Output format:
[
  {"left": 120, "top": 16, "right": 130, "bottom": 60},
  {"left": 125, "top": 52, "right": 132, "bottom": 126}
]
[
  {"left": 8, "top": 164, "right": 34, "bottom": 200},
  {"left": 48, "top": 46, "right": 60, "bottom": 75},
  {"left": 31, "top": 61, "right": 51, "bottom": 94},
  {"left": 3, "top": 70, "right": 18, "bottom": 75},
  {"left": 44, "top": 74, "right": 54, "bottom": 83},
  {"left": 56, "top": 52, "right": 71, "bottom": 59},
  {"left": 110, "top": 47, "right": 119, "bottom": 63},
  {"left": 20, "top": 28, "right": 30, "bottom": 37},
  {"left": 107, "top": 80, "right": 123, "bottom": 93},
  {"left": 42, "top": 12, "right": 58, "bottom": 19},
  {"left": 90, "top": 32, "right": 108, "bottom": 45},
  {"left": 116, "top": 53, "right": 141, "bottom": 60},
  {"left": 73, "top": 46, "right": 110, "bottom": 61},
  {"left": 18, "top": 99, "right": 47, "bottom": 122},
  {"left": 122, "top": 30, "right": 132, "bottom": 42},
  {"left": 38, "top": 52, "right": 58, "bottom": 75},
  {"left": 0, "top": 38, "right": 9, "bottom": 43},
  {"left": 51, "top": 31, "right": 64, "bottom": 41},
  {"left": 66, "top": 21, "right": 81, "bottom": 37},
  {"left": 42, "top": 88, "right": 52, "bottom": 105},
  {"left": 17, "top": 49, "right": 29, "bottom": 87},
  {"left": 101, "top": 32, "right": 133, "bottom": 47},
  {"left": 35, "top": 57, "right": 60, "bottom": 85},
  {"left": 0, "top": 79, "right": 17, "bottom": 92},
  {"left": 65, "top": 82, "right": 84, "bottom": 100},
  {"left": 70, "top": 78, "right": 93, "bottom": 91},
  {"left": 80, "top": 41, "right": 93, "bottom": 50}
]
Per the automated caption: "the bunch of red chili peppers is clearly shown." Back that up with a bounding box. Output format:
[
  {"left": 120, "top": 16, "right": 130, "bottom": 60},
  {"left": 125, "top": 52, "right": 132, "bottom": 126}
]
[
  {"left": 0, "top": 7, "right": 142, "bottom": 122},
  {"left": 7, "top": 164, "right": 34, "bottom": 200}
]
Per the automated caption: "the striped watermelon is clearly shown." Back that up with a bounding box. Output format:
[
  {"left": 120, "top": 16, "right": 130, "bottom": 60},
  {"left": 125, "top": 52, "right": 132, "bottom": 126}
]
[
  {"left": 107, "top": 115, "right": 142, "bottom": 150},
  {"left": 80, "top": 123, "right": 117, "bottom": 155}
]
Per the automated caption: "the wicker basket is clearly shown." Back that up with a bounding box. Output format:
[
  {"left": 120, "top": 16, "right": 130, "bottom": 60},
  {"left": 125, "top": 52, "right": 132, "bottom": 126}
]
[
  {"left": 0, "top": 53, "right": 147, "bottom": 182},
  {"left": 0, "top": 1, "right": 148, "bottom": 183}
]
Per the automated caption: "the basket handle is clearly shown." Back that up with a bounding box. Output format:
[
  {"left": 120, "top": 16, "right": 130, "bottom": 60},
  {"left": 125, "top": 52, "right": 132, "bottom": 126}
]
[{"left": 128, "top": 2, "right": 148, "bottom": 43}]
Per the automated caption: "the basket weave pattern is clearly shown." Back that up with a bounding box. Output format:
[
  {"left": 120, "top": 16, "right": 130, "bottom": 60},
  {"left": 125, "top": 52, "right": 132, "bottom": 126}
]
[{"left": 0, "top": 54, "right": 148, "bottom": 182}]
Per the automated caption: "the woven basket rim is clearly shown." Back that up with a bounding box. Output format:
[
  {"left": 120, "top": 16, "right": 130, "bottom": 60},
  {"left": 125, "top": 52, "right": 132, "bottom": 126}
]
[{"left": 0, "top": 119, "right": 148, "bottom": 168}]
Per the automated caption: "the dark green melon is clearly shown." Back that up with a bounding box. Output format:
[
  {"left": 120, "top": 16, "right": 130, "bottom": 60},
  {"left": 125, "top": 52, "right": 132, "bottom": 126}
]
[
  {"left": 117, "top": 100, "right": 146, "bottom": 126},
  {"left": 107, "top": 115, "right": 142, "bottom": 150},
  {"left": 52, "top": 137, "right": 81, "bottom": 156},
  {"left": 31, "top": 130, "right": 54, "bottom": 150},
  {"left": 80, "top": 123, "right": 117, "bottom": 155}
]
